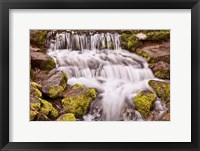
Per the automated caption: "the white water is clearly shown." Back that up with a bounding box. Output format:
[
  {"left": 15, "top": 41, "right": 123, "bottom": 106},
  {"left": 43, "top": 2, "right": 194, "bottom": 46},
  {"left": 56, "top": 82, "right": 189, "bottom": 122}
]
[{"left": 47, "top": 31, "right": 168, "bottom": 121}]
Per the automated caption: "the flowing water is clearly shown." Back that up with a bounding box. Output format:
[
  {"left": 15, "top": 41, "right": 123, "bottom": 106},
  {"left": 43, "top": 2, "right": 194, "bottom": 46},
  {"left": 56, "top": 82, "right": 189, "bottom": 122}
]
[{"left": 46, "top": 31, "right": 168, "bottom": 121}]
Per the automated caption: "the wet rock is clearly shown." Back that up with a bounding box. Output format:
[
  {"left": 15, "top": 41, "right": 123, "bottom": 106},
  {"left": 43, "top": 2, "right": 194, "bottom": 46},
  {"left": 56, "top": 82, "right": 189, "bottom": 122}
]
[
  {"left": 148, "top": 80, "right": 170, "bottom": 102},
  {"left": 56, "top": 113, "right": 76, "bottom": 121},
  {"left": 62, "top": 84, "right": 97, "bottom": 117},
  {"left": 149, "top": 61, "right": 170, "bottom": 79},
  {"left": 133, "top": 90, "right": 157, "bottom": 118},
  {"left": 135, "top": 41, "right": 170, "bottom": 63},
  {"left": 41, "top": 69, "right": 68, "bottom": 98},
  {"left": 31, "top": 52, "right": 56, "bottom": 71}
]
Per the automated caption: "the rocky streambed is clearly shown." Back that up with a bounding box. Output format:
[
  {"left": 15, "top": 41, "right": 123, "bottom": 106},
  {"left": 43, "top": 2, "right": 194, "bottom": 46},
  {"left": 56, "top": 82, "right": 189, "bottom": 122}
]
[{"left": 30, "top": 30, "right": 170, "bottom": 121}]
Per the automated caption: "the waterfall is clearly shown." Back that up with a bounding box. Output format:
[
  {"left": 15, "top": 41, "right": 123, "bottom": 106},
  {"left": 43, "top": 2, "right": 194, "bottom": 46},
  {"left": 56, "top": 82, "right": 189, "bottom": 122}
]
[{"left": 47, "top": 31, "right": 167, "bottom": 121}]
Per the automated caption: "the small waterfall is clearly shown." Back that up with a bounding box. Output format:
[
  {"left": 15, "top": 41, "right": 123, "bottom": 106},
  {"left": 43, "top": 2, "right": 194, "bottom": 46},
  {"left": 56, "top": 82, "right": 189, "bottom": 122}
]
[
  {"left": 47, "top": 31, "right": 167, "bottom": 121},
  {"left": 47, "top": 31, "right": 121, "bottom": 51}
]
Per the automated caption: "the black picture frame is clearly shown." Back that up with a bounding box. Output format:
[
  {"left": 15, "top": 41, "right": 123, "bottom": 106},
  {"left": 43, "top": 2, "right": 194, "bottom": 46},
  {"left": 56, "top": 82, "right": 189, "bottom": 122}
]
[{"left": 0, "top": 0, "right": 200, "bottom": 150}]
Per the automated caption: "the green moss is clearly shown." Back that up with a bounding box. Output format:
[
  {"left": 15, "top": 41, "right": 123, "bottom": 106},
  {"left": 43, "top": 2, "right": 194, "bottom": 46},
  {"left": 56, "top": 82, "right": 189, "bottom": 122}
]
[
  {"left": 134, "top": 90, "right": 157, "bottom": 117},
  {"left": 39, "top": 58, "right": 56, "bottom": 71},
  {"left": 135, "top": 49, "right": 152, "bottom": 62},
  {"left": 154, "top": 70, "right": 170, "bottom": 79},
  {"left": 146, "top": 30, "right": 170, "bottom": 41},
  {"left": 148, "top": 80, "right": 170, "bottom": 101},
  {"left": 56, "top": 113, "right": 76, "bottom": 121},
  {"left": 62, "top": 84, "right": 97, "bottom": 117},
  {"left": 50, "top": 107, "right": 59, "bottom": 118},
  {"left": 30, "top": 110, "right": 37, "bottom": 121},
  {"left": 48, "top": 86, "right": 65, "bottom": 98},
  {"left": 39, "top": 98, "right": 53, "bottom": 115},
  {"left": 30, "top": 30, "right": 49, "bottom": 47},
  {"left": 31, "top": 102, "right": 41, "bottom": 111},
  {"left": 30, "top": 82, "right": 42, "bottom": 98}
]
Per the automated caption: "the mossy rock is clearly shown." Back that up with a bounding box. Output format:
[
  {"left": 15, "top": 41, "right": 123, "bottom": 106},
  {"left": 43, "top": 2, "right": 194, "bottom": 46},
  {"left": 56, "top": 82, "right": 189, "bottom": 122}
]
[
  {"left": 31, "top": 52, "right": 56, "bottom": 71},
  {"left": 149, "top": 61, "right": 170, "bottom": 79},
  {"left": 30, "top": 82, "right": 42, "bottom": 98},
  {"left": 30, "top": 109, "right": 38, "bottom": 121},
  {"left": 56, "top": 113, "right": 76, "bottom": 121},
  {"left": 134, "top": 90, "right": 157, "bottom": 118},
  {"left": 121, "top": 33, "right": 142, "bottom": 51},
  {"left": 62, "top": 84, "right": 97, "bottom": 117},
  {"left": 39, "top": 98, "right": 59, "bottom": 118},
  {"left": 30, "top": 30, "right": 49, "bottom": 47},
  {"left": 41, "top": 69, "right": 68, "bottom": 98},
  {"left": 135, "top": 42, "right": 170, "bottom": 64},
  {"left": 148, "top": 80, "right": 170, "bottom": 101}
]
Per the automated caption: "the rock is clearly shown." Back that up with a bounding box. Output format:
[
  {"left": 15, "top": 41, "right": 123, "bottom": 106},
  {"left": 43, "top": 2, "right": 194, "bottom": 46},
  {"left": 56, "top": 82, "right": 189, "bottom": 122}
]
[
  {"left": 31, "top": 52, "right": 56, "bottom": 71},
  {"left": 30, "top": 82, "right": 42, "bottom": 111},
  {"left": 135, "top": 41, "right": 170, "bottom": 63},
  {"left": 30, "top": 30, "right": 48, "bottom": 47},
  {"left": 121, "top": 33, "right": 142, "bottom": 51},
  {"left": 149, "top": 61, "right": 170, "bottom": 79},
  {"left": 148, "top": 80, "right": 170, "bottom": 101},
  {"left": 62, "top": 84, "right": 97, "bottom": 117},
  {"left": 41, "top": 69, "right": 68, "bottom": 98},
  {"left": 35, "top": 113, "right": 49, "bottom": 121},
  {"left": 30, "top": 82, "right": 42, "bottom": 98},
  {"left": 30, "top": 46, "right": 41, "bottom": 52},
  {"left": 136, "top": 33, "right": 147, "bottom": 40},
  {"left": 56, "top": 113, "right": 76, "bottom": 121},
  {"left": 39, "top": 98, "right": 59, "bottom": 118},
  {"left": 133, "top": 90, "right": 157, "bottom": 118},
  {"left": 161, "top": 112, "right": 170, "bottom": 121}
]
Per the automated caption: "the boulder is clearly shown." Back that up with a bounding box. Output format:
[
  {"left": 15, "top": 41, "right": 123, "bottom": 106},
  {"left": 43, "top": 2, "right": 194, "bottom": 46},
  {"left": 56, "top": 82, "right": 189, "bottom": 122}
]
[
  {"left": 31, "top": 52, "right": 56, "bottom": 71},
  {"left": 62, "top": 84, "right": 97, "bottom": 117},
  {"left": 133, "top": 90, "right": 157, "bottom": 118},
  {"left": 135, "top": 41, "right": 170, "bottom": 63},
  {"left": 148, "top": 80, "right": 170, "bottom": 101},
  {"left": 56, "top": 113, "right": 76, "bottom": 121},
  {"left": 41, "top": 69, "right": 68, "bottom": 98},
  {"left": 149, "top": 61, "right": 170, "bottom": 79}
]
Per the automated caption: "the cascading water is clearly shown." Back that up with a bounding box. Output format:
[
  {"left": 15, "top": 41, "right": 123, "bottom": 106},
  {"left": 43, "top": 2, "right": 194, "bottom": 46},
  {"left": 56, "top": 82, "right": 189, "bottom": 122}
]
[{"left": 47, "top": 31, "right": 168, "bottom": 121}]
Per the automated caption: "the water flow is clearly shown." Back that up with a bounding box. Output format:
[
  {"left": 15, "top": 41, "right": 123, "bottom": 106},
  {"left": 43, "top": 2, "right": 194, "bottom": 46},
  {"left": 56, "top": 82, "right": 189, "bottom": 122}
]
[{"left": 47, "top": 31, "right": 167, "bottom": 121}]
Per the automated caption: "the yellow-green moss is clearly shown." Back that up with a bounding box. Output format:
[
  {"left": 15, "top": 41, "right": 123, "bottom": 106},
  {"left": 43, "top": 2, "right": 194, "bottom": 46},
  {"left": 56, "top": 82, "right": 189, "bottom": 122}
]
[
  {"left": 62, "top": 84, "right": 97, "bottom": 117},
  {"left": 48, "top": 85, "right": 65, "bottom": 98},
  {"left": 148, "top": 80, "right": 170, "bottom": 101},
  {"left": 30, "top": 82, "right": 42, "bottom": 98},
  {"left": 136, "top": 49, "right": 152, "bottom": 62},
  {"left": 39, "top": 98, "right": 53, "bottom": 115},
  {"left": 134, "top": 91, "right": 157, "bottom": 117},
  {"left": 146, "top": 30, "right": 170, "bottom": 41},
  {"left": 154, "top": 70, "right": 170, "bottom": 79},
  {"left": 50, "top": 107, "right": 59, "bottom": 118},
  {"left": 30, "top": 110, "right": 38, "bottom": 121},
  {"left": 30, "top": 30, "right": 48, "bottom": 47},
  {"left": 39, "top": 58, "right": 56, "bottom": 71},
  {"left": 31, "top": 102, "right": 41, "bottom": 111},
  {"left": 56, "top": 113, "right": 76, "bottom": 121}
]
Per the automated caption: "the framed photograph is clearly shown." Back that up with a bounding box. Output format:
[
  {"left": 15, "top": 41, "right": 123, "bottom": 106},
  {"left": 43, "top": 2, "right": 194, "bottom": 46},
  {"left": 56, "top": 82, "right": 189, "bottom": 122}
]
[{"left": 0, "top": 0, "right": 200, "bottom": 150}]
